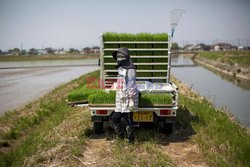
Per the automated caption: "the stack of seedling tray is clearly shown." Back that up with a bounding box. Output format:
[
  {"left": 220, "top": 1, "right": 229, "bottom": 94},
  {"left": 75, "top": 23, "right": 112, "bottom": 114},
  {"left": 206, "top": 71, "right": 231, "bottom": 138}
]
[
  {"left": 102, "top": 32, "right": 169, "bottom": 88},
  {"left": 68, "top": 86, "right": 173, "bottom": 107}
]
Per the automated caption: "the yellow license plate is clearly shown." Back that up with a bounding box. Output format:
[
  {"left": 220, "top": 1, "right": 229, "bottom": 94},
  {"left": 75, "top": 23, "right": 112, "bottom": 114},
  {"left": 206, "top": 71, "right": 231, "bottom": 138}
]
[{"left": 133, "top": 112, "right": 153, "bottom": 122}]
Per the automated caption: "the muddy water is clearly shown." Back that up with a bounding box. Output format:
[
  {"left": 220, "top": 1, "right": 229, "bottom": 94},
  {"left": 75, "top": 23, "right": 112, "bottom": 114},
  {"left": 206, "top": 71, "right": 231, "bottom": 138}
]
[
  {"left": 0, "top": 62, "right": 99, "bottom": 115},
  {"left": 172, "top": 55, "right": 250, "bottom": 127},
  {"left": 0, "top": 59, "right": 98, "bottom": 68}
]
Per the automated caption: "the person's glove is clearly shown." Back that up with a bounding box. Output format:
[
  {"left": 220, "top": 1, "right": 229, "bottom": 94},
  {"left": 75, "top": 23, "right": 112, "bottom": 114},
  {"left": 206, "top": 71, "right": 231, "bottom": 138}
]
[{"left": 129, "top": 99, "right": 135, "bottom": 112}]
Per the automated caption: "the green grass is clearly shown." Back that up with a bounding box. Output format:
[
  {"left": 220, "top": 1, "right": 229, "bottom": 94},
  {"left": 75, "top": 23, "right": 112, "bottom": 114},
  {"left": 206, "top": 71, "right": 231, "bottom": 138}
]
[
  {"left": 0, "top": 71, "right": 98, "bottom": 166},
  {"left": 198, "top": 52, "right": 221, "bottom": 60},
  {"left": 0, "top": 100, "right": 71, "bottom": 166},
  {"left": 178, "top": 94, "right": 250, "bottom": 167},
  {"left": 112, "top": 140, "right": 173, "bottom": 166},
  {"left": 198, "top": 51, "right": 250, "bottom": 67}
]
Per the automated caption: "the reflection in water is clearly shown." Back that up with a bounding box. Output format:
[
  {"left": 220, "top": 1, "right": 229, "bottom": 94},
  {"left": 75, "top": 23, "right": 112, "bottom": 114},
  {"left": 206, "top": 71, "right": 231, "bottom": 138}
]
[
  {"left": 198, "top": 64, "right": 250, "bottom": 90},
  {"left": 172, "top": 55, "right": 250, "bottom": 127},
  {"left": 0, "top": 59, "right": 98, "bottom": 68}
]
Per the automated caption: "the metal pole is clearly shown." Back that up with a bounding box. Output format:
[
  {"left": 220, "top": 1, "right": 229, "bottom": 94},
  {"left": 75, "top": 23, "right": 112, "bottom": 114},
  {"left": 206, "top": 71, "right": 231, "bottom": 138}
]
[
  {"left": 100, "top": 34, "right": 104, "bottom": 88},
  {"left": 167, "top": 35, "right": 172, "bottom": 83}
]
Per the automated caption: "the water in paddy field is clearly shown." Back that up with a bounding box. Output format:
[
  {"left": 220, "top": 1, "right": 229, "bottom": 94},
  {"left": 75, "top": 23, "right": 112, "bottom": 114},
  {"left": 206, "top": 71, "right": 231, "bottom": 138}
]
[
  {"left": 0, "top": 59, "right": 98, "bottom": 68},
  {"left": 171, "top": 54, "right": 250, "bottom": 128},
  {"left": 0, "top": 60, "right": 99, "bottom": 115}
]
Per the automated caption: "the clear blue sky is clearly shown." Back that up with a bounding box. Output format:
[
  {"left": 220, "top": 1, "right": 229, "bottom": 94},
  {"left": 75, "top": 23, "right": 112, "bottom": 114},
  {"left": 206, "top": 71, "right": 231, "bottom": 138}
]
[{"left": 0, "top": 0, "right": 249, "bottom": 50}]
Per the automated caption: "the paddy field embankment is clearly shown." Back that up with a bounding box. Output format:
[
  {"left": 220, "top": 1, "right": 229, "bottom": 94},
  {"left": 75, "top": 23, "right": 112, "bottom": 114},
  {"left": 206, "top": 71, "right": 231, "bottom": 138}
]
[
  {"left": 193, "top": 51, "right": 250, "bottom": 82},
  {"left": 0, "top": 70, "right": 249, "bottom": 167}
]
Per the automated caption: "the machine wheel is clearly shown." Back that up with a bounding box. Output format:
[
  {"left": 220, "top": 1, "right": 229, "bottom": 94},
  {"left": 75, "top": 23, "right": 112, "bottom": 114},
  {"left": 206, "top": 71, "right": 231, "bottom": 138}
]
[
  {"left": 163, "top": 123, "right": 175, "bottom": 134},
  {"left": 93, "top": 122, "right": 103, "bottom": 134}
]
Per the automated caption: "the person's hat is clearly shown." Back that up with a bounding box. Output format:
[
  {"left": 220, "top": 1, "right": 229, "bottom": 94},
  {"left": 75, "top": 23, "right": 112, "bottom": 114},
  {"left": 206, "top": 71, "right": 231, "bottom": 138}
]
[{"left": 112, "top": 48, "right": 129, "bottom": 60}]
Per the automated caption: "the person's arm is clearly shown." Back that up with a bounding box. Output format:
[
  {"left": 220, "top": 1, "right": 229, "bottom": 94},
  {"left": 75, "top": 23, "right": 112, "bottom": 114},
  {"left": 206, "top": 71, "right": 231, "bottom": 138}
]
[{"left": 126, "top": 69, "right": 137, "bottom": 98}]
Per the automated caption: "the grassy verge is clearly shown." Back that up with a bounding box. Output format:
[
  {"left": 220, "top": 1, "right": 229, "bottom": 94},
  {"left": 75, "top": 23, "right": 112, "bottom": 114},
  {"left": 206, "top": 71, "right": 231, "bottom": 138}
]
[
  {"left": 198, "top": 51, "right": 250, "bottom": 67},
  {"left": 180, "top": 96, "right": 250, "bottom": 167},
  {"left": 1, "top": 69, "right": 249, "bottom": 166},
  {"left": 172, "top": 76, "right": 250, "bottom": 167},
  {"left": 0, "top": 71, "right": 99, "bottom": 166},
  {"left": 0, "top": 53, "right": 99, "bottom": 62}
]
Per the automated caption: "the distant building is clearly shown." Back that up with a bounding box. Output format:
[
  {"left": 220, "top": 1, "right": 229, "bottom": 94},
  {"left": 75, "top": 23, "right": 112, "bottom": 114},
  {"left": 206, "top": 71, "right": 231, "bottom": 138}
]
[
  {"left": 81, "top": 46, "right": 100, "bottom": 54},
  {"left": 55, "top": 48, "right": 66, "bottom": 54},
  {"left": 213, "top": 43, "right": 237, "bottom": 51},
  {"left": 92, "top": 46, "right": 100, "bottom": 54},
  {"left": 82, "top": 47, "right": 93, "bottom": 54},
  {"left": 194, "top": 43, "right": 211, "bottom": 51},
  {"left": 37, "top": 49, "right": 48, "bottom": 55},
  {"left": 238, "top": 46, "right": 244, "bottom": 50},
  {"left": 183, "top": 44, "right": 195, "bottom": 51}
]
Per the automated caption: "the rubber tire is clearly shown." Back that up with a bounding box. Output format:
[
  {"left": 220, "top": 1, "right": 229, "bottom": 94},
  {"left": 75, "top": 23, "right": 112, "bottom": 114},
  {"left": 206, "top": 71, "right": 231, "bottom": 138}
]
[
  {"left": 163, "top": 123, "right": 175, "bottom": 134},
  {"left": 93, "top": 122, "right": 103, "bottom": 134}
]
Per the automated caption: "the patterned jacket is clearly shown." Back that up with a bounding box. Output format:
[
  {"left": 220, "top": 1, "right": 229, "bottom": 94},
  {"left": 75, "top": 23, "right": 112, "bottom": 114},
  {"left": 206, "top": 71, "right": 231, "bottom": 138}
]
[{"left": 115, "top": 67, "right": 138, "bottom": 113}]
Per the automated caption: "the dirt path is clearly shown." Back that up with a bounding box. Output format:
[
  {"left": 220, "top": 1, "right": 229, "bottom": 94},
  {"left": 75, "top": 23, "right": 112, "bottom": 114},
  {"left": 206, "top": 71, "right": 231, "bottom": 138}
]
[
  {"left": 80, "top": 138, "right": 113, "bottom": 167},
  {"left": 161, "top": 141, "right": 208, "bottom": 167},
  {"left": 78, "top": 127, "right": 208, "bottom": 167}
]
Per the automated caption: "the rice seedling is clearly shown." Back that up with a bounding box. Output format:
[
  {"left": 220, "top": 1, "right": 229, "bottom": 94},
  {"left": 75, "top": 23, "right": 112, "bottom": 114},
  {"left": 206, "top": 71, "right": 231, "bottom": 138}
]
[
  {"left": 137, "top": 58, "right": 153, "bottom": 77},
  {"left": 104, "top": 58, "right": 116, "bottom": 63},
  {"left": 88, "top": 91, "right": 116, "bottom": 104},
  {"left": 135, "top": 33, "right": 153, "bottom": 76},
  {"left": 68, "top": 85, "right": 173, "bottom": 106},
  {"left": 103, "top": 32, "right": 118, "bottom": 58},
  {"left": 119, "top": 33, "right": 136, "bottom": 49},
  {"left": 103, "top": 32, "right": 119, "bottom": 49},
  {"left": 88, "top": 91, "right": 172, "bottom": 106},
  {"left": 104, "top": 65, "right": 116, "bottom": 70},
  {"left": 102, "top": 32, "right": 169, "bottom": 79},
  {"left": 68, "top": 85, "right": 100, "bottom": 101},
  {"left": 136, "top": 33, "right": 153, "bottom": 52},
  {"left": 139, "top": 93, "right": 172, "bottom": 106},
  {"left": 105, "top": 72, "right": 118, "bottom": 77},
  {"left": 152, "top": 72, "right": 167, "bottom": 77},
  {"left": 152, "top": 33, "right": 168, "bottom": 49}
]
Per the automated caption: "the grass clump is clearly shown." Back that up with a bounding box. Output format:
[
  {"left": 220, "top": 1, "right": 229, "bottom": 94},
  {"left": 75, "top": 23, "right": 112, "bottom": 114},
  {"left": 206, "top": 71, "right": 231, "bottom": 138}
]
[
  {"left": 199, "top": 52, "right": 223, "bottom": 60},
  {"left": 0, "top": 71, "right": 98, "bottom": 166},
  {"left": 198, "top": 51, "right": 250, "bottom": 67},
  {"left": 179, "top": 94, "right": 250, "bottom": 167},
  {"left": 112, "top": 140, "right": 173, "bottom": 166}
]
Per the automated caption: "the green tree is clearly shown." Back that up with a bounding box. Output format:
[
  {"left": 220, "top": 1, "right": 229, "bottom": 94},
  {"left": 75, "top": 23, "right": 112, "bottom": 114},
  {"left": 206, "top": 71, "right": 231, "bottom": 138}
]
[
  {"left": 45, "top": 47, "right": 54, "bottom": 54},
  {"left": 172, "top": 42, "right": 179, "bottom": 50},
  {"left": 69, "top": 48, "right": 79, "bottom": 54},
  {"left": 29, "top": 48, "right": 38, "bottom": 55}
]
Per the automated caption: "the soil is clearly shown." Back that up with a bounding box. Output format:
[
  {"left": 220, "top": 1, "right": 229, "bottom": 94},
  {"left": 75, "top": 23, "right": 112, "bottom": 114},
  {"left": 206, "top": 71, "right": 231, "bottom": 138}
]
[
  {"left": 162, "top": 141, "right": 208, "bottom": 167},
  {"left": 194, "top": 56, "right": 250, "bottom": 82},
  {"left": 81, "top": 137, "right": 113, "bottom": 167}
]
